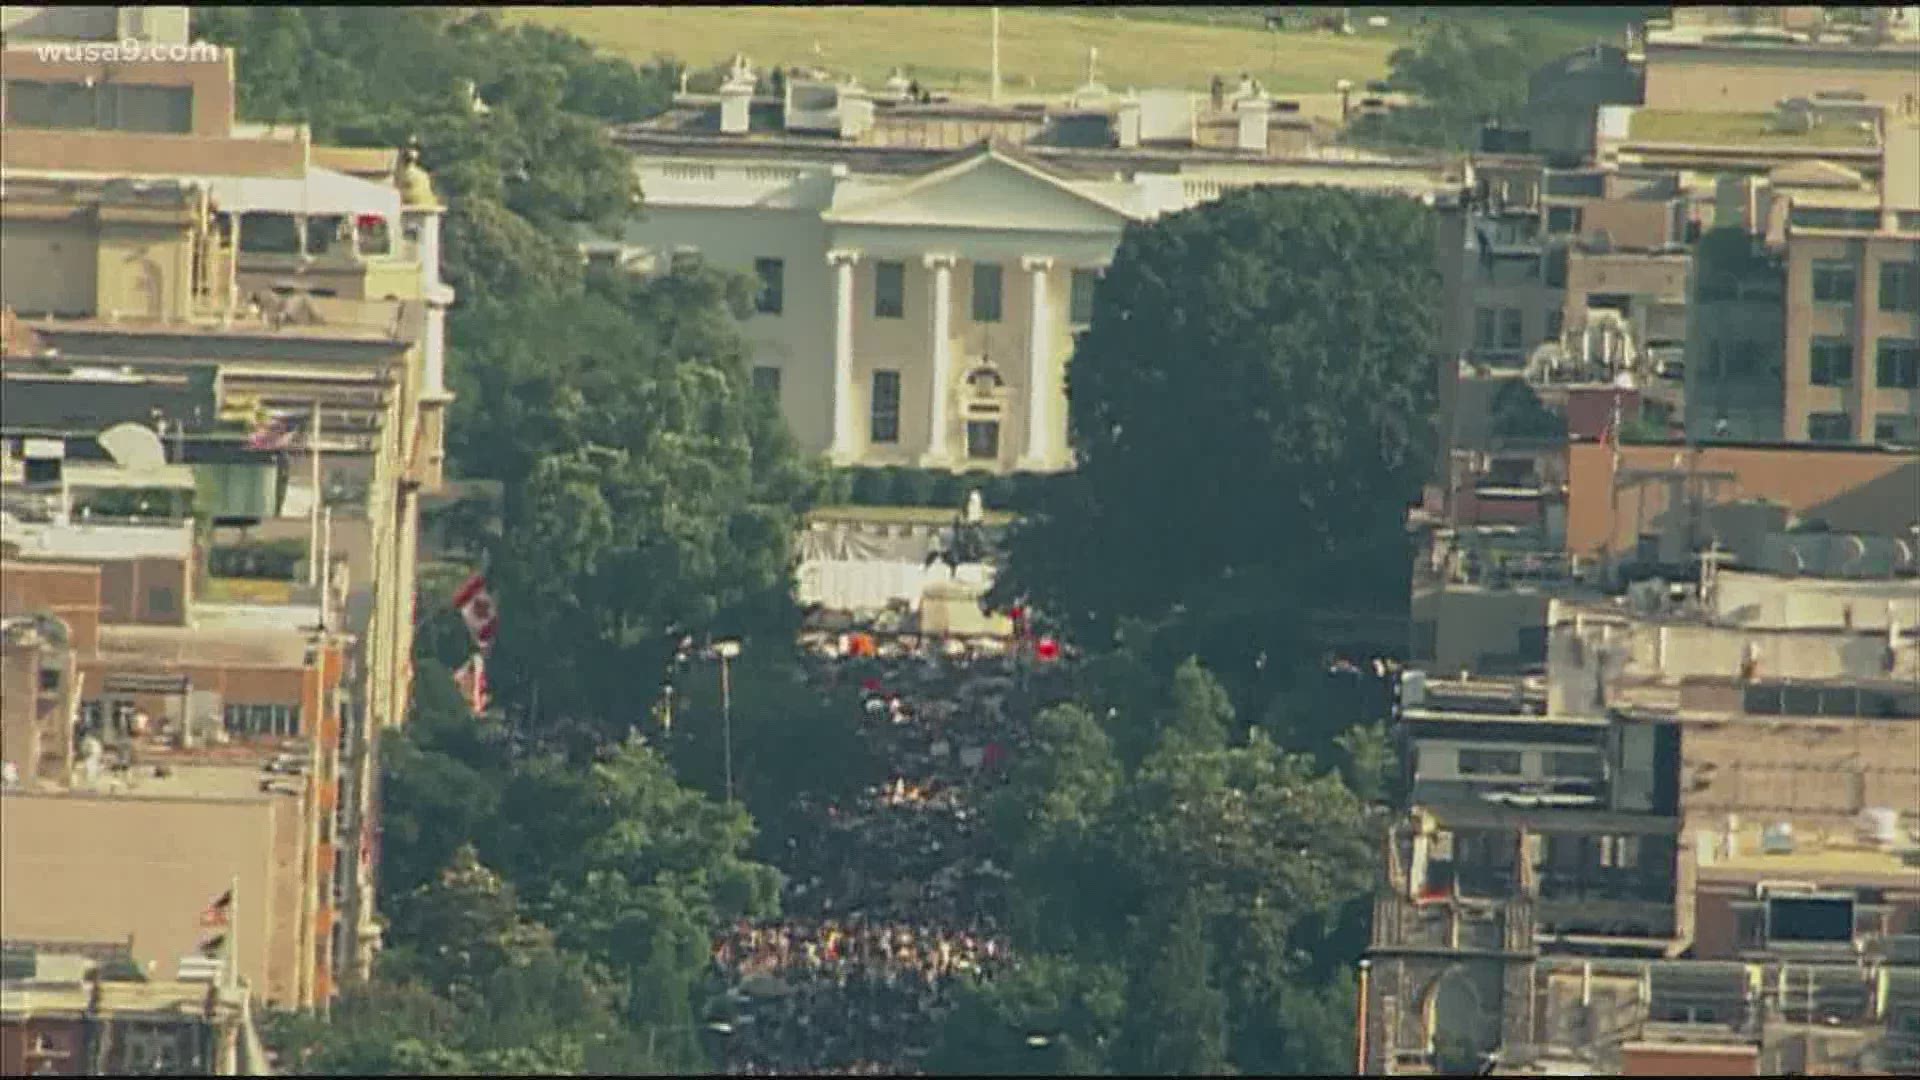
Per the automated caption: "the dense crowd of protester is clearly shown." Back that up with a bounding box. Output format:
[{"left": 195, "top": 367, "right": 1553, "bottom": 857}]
[{"left": 707, "top": 632, "right": 1059, "bottom": 1075}]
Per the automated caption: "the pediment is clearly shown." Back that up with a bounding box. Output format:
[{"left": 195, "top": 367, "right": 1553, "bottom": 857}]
[{"left": 824, "top": 148, "right": 1135, "bottom": 232}]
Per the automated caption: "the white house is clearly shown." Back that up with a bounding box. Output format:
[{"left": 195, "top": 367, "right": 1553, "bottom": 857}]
[{"left": 606, "top": 64, "right": 1468, "bottom": 474}]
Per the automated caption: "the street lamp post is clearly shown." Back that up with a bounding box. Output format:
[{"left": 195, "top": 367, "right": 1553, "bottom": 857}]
[
  {"left": 646, "top": 1020, "right": 735, "bottom": 1066},
  {"left": 710, "top": 639, "right": 742, "bottom": 806}
]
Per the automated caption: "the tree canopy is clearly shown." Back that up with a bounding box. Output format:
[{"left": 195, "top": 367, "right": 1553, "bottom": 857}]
[{"left": 995, "top": 185, "right": 1436, "bottom": 700}]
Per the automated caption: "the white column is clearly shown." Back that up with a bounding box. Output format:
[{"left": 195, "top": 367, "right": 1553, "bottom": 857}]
[
  {"left": 828, "top": 249, "right": 861, "bottom": 462},
  {"left": 923, "top": 253, "right": 958, "bottom": 465},
  {"left": 1019, "top": 255, "right": 1055, "bottom": 467}
]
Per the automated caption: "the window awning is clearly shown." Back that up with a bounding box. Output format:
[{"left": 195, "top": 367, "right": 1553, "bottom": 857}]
[{"left": 207, "top": 167, "right": 402, "bottom": 221}]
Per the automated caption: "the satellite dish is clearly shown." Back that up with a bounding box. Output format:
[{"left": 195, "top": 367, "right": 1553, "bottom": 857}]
[{"left": 97, "top": 423, "right": 167, "bottom": 472}]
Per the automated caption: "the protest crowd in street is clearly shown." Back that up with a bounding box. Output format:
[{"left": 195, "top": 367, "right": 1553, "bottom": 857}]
[{"left": 707, "top": 629, "right": 1062, "bottom": 1075}]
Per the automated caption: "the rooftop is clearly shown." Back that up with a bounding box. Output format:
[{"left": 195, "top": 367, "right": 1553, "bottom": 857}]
[
  {"left": 1627, "top": 109, "right": 1881, "bottom": 149},
  {"left": 17, "top": 296, "right": 423, "bottom": 346},
  {"left": 2, "top": 166, "right": 405, "bottom": 222},
  {"left": 12, "top": 759, "right": 290, "bottom": 803},
  {"left": 1644, "top": 20, "right": 1920, "bottom": 52},
  {"left": 0, "top": 975, "right": 249, "bottom": 1020},
  {"left": 96, "top": 617, "right": 319, "bottom": 670},
  {"left": 0, "top": 517, "right": 194, "bottom": 561},
  {"left": 1697, "top": 822, "right": 1920, "bottom": 884}
]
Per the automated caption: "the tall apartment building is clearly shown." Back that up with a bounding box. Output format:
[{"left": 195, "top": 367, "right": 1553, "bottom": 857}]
[
  {"left": 606, "top": 57, "right": 1464, "bottom": 474},
  {"left": 1687, "top": 119, "right": 1920, "bottom": 444},
  {"left": 1366, "top": 555, "right": 1920, "bottom": 1074},
  {"left": 0, "top": 6, "right": 452, "bottom": 992}
]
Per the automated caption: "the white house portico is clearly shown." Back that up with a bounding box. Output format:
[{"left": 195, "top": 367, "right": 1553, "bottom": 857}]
[{"left": 812, "top": 147, "right": 1131, "bottom": 472}]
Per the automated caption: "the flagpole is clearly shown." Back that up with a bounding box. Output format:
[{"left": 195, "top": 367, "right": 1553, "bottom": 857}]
[
  {"left": 228, "top": 874, "right": 241, "bottom": 994},
  {"left": 320, "top": 507, "right": 334, "bottom": 631},
  {"left": 989, "top": 7, "right": 1001, "bottom": 104},
  {"left": 308, "top": 401, "right": 323, "bottom": 587}
]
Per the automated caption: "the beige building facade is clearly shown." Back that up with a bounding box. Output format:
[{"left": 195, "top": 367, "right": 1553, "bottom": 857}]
[{"left": 1, "top": 4, "right": 454, "bottom": 991}]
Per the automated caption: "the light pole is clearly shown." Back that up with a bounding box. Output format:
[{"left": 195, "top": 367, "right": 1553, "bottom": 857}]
[
  {"left": 1356, "top": 958, "right": 1372, "bottom": 1076},
  {"left": 710, "top": 639, "right": 742, "bottom": 806},
  {"left": 646, "top": 1020, "right": 734, "bottom": 1067}
]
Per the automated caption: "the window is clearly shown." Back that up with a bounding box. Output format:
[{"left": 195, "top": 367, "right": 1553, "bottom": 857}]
[
  {"left": 1881, "top": 262, "right": 1920, "bottom": 313},
  {"left": 965, "top": 420, "right": 1000, "bottom": 460},
  {"left": 1458, "top": 748, "right": 1522, "bottom": 776},
  {"left": 751, "top": 365, "right": 782, "bottom": 403},
  {"left": 239, "top": 213, "right": 301, "bottom": 255},
  {"left": 972, "top": 263, "right": 1003, "bottom": 323},
  {"left": 38, "top": 668, "right": 60, "bottom": 692},
  {"left": 1807, "top": 412, "right": 1852, "bottom": 443},
  {"left": 1546, "top": 206, "right": 1583, "bottom": 235},
  {"left": 1474, "top": 308, "right": 1497, "bottom": 350},
  {"left": 355, "top": 215, "right": 392, "bottom": 257},
  {"left": 869, "top": 370, "right": 901, "bottom": 444},
  {"left": 874, "top": 261, "right": 905, "bottom": 319},
  {"left": 1875, "top": 412, "right": 1918, "bottom": 444},
  {"left": 1546, "top": 309, "right": 1564, "bottom": 342},
  {"left": 1070, "top": 268, "right": 1099, "bottom": 326},
  {"left": 753, "top": 257, "right": 784, "bottom": 315},
  {"left": 1599, "top": 835, "right": 1640, "bottom": 869},
  {"left": 1547, "top": 751, "right": 1604, "bottom": 780},
  {"left": 1809, "top": 337, "right": 1853, "bottom": 386},
  {"left": 222, "top": 704, "right": 301, "bottom": 738},
  {"left": 305, "top": 215, "right": 346, "bottom": 257},
  {"left": 147, "top": 586, "right": 176, "bottom": 618},
  {"left": 1811, "top": 260, "right": 1857, "bottom": 304},
  {"left": 4, "top": 79, "right": 97, "bottom": 129},
  {"left": 102, "top": 84, "right": 192, "bottom": 134},
  {"left": 1876, "top": 339, "right": 1920, "bottom": 388},
  {"left": 109, "top": 701, "right": 138, "bottom": 736},
  {"left": 1498, "top": 308, "right": 1525, "bottom": 350}
]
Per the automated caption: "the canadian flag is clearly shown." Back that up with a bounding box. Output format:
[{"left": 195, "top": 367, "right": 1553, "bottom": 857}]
[{"left": 452, "top": 574, "right": 498, "bottom": 652}]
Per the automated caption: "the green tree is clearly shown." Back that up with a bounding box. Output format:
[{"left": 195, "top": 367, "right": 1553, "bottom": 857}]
[
  {"left": 1347, "top": 17, "right": 1545, "bottom": 150},
  {"left": 927, "top": 956, "right": 1125, "bottom": 1076},
  {"left": 1114, "top": 900, "right": 1233, "bottom": 1076},
  {"left": 1335, "top": 720, "right": 1398, "bottom": 805},
  {"left": 995, "top": 186, "right": 1437, "bottom": 703}
]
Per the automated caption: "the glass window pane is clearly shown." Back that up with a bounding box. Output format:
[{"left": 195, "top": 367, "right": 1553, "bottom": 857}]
[{"left": 971, "top": 264, "right": 1002, "bottom": 323}]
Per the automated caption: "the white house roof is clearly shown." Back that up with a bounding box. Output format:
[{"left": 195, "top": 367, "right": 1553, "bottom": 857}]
[{"left": 823, "top": 145, "right": 1141, "bottom": 231}]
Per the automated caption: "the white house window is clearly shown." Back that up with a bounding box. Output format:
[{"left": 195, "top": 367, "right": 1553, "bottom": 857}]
[
  {"left": 753, "top": 257, "right": 784, "bottom": 315},
  {"left": 874, "top": 261, "right": 905, "bottom": 319},
  {"left": 870, "top": 370, "right": 901, "bottom": 444},
  {"left": 752, "top": 365, "right": 782, "bottom": 404},
  {"left": 965, "top": 419, "right": 1000, "bottom": 460},
  {"left": 972, "top": 263, "right": 1003, "bottom": 323},
  {"left": 1070, "top": 268, "right": 1099, "bottom": 327}
]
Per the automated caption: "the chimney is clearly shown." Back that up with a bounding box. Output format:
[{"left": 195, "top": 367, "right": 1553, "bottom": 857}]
[
  {"left": 719, "top": 55, "right": 755, "bottom": 136},
  {"left": 1235, "top": 96, "right": 1271, "bottom": 153},
  {"left": 1114, "top": 95, "right": 1141, "bottom": 149}
]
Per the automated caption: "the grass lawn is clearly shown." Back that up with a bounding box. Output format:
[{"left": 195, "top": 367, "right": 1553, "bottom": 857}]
[
  {"left": 505, "top": 5, "right": 1399, "bottom": 97},
  {"left": 1629, "top": 109, "right": 1881, "bottom": 148},
  {"left": 510, "top": 6, "right": 1647, "bottom": 99}
]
